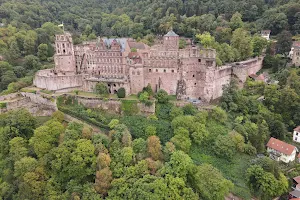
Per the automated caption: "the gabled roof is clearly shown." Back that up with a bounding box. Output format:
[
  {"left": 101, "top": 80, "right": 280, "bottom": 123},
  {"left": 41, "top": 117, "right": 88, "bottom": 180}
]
[
  {"left": 164, "top": 30, "right": 179, "bottom": 37},
  {"left": 294, "top": 176, "right": 300, "bottom": 184},
  {"left": 266, "top": 137, "right": 296, "bottom": 155},
  {"left": 294, "top": 126, "right": 300, "bottom": 132},
  {"left": 128, "top": 41, "right": 147, "bottom": 50},
  {"left": 290, "top": 190, "right": 300, "bottom": 198}
]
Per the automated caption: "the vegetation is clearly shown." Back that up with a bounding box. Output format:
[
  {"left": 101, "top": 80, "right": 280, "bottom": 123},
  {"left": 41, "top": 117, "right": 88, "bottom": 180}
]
[
  {"left": 1, "top": 0, "right": 300, "bottom": 199},
  {"left": 117, "top": 87, "right": 126, "bottom": 98}
]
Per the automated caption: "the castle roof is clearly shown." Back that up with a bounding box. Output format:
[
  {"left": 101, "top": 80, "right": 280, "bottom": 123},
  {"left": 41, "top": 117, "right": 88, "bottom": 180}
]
[
  {"left": 103, "top": 38, "right": 128, "bottom": 52},
  {"left": 128, "top": 41, "right": 148, "bottom": 50},
  {"left": 266, "top": 137, "right": 296, "bottom": 155},
  {"left": 164, "top": 30, "right": 179, "bottom": 37}
]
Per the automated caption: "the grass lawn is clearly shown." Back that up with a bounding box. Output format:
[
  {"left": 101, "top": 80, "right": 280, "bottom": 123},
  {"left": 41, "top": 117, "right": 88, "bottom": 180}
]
[
  {"left": 168, "top": 95, "right": 177, "bottom": 101},
  {"left": 189, "top": 143, "right": 254, "bottom": 200},
  {"left": 68, "top": 91, "right": 99, "bottom": 97}
]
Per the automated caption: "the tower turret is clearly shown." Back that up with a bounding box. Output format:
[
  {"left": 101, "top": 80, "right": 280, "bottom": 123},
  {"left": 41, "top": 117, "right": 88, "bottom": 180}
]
[
  {"left": 163, "top": 30, "right": 179, "bottom": 50},
  {"left": 54, "top": 32, "right": 76, "bottom": 73}
]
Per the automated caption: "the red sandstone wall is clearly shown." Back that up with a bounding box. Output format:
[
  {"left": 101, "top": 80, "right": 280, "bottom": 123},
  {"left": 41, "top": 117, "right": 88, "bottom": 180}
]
[{"left": 34, "top": 70, "right": 83, "bottom": 91}]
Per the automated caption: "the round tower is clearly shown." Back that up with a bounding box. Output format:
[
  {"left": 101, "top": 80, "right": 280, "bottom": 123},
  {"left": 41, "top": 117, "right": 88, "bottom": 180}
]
[{"left": 163, "top": 30, "right": 179, "bottom": 50}]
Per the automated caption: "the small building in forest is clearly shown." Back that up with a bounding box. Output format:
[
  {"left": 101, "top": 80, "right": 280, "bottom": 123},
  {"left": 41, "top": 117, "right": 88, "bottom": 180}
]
[
  {"left": 293, "top": 126, "right": 300, "bottom": 143},
  {"left": 266, "top": 137, "right": 297, "bottom": 163},
  {"left": 261, "top": 30, "right": 271, "bottom": 40}
]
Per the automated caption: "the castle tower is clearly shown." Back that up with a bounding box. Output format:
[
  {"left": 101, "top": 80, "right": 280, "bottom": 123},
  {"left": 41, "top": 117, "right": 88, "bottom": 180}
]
[
  {"left": 54, "top": 32, "right": 76, "bottom": 73},
  {"left": 292, "top": 46, "right": 300, "bottom": 67},
  {"left": 163, "top": 30, "right": 179, "bottom": 50}
]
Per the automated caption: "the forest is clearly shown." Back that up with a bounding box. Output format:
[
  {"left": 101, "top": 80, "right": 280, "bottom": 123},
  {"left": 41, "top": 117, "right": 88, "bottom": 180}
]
[
  {"left": 0, "top": 0, "right": 300, "bottom": 199},
  {"left": 1, "top": 64, "right": 300, "bottom": 199},
  {"left": 0, "top": 0, "right": 298, "bottom": 93}
]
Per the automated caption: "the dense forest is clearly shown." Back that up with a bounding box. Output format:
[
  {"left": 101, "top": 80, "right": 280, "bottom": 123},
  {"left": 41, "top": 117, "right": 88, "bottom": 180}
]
[
  {"left": 1, "top": 65, "right": 300, "bottom": 199},
  {"left": 0, "top": 0, "right": 300, "bottom": 199},
  {"left": 0, "top": 0, "right": 298, "bottom": 93}
]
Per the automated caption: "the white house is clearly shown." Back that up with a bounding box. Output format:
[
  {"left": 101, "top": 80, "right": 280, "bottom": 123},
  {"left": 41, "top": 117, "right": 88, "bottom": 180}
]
[
  {"left": 266, "top": 137, "right": 297, "bottom": 163},
  {"left": 261, "top": 30, "right": 271, "bottom": 40},
  {"left": 294, "top": 126, "right": 300, "bottom": 143}
]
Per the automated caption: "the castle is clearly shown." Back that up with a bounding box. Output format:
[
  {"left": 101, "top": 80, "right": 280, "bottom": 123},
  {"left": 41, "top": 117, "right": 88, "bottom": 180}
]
[{"left": 33, "top": 31, "right": 263, "bottom": 102}]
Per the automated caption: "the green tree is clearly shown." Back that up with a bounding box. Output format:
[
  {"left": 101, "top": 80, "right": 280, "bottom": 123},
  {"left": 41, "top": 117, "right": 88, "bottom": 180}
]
[
  {"left": 214, "top": 135, "right": 236, "bottom": 160},
  {"left": 190, "top": 164, "right": 234, "bottom": 200},
  {"left": 230, "top": 12, "right": 244, "bottom": 30},
  {"left": 117, "top": 87, "right": 126, "bottom": 98},
  {"left": 231, "top": 28, "right": 253, "bottom": 60},
  {"left": 155, "top": 89, "right": 169, "bottom": 103},
  {"left": 196, "top": 32, "right": 215, "bottom": 48},
  {"left": 24, "top": 30, "right": 37, "bottom": 55},
  {"left": 147, "top": 135, "right": 163, "bottom": 161},
  {"left": 37, "top": 43, "right": 48, "bottom": 61},
  {"left": 9, "top": 137, "right": 28, "bottom": 162},
  {"left": 171, "top": 127, "right": 191, "bottom": 153},
  {"left": 24, "top": 55, "right": 41, "bottom": 70},
  {"left": 252, "top": 35, "right": 268, "bottom": 56},
  {"left": 95, "top": 82, "right": 109, "bottom": 96},
  {"left": 276, "top": 30, "right": 292, "bottom": 56},
  {"left": 29, "top": 120, "right": 64, "bottom": 158}
]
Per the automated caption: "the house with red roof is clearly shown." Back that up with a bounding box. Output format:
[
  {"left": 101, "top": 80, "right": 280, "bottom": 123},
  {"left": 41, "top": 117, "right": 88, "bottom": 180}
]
[{"left": 266, "top": 137, "right": 297, "bottom": 163}]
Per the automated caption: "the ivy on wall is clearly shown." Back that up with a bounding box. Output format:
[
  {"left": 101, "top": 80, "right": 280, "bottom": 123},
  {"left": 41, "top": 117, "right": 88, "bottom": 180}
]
[{"left": 121, "top": 100, "right": 139, "bottom": 115}]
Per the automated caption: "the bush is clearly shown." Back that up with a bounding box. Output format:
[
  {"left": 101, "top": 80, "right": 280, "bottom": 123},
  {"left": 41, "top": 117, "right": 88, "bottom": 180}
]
[
  {"left": 121, "top": 100, "right": 139, "bottom": 115},
  {"left": 95, "top": 82, "right": 109, "bottom": 96},
  {"left": 155, "top": 89, "right": 169, "bottom": 103},
  {"left": 117, "top": 87, "right": 126, "bottom": 98},
  {"left": 0, "top": 102, "right": 7, "bottom": 108}
]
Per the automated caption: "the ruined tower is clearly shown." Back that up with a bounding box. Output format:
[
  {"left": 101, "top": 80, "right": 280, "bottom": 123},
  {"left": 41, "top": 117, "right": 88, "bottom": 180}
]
[
  {"left": 54, "top": 32, "right": 76, "bottom": 73},
  {"left": 163, "top": 30, "right": 179, "bottom": 50}
]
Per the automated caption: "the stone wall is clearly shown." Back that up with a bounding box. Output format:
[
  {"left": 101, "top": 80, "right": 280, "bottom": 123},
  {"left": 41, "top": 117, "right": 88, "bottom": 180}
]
[
  {"left": 0, "top": 92, "right": 57, "bottom": 116},
  {"left": 212, "top": 65, "right": 232, "bottom": 100},
  {"left": 0, "top": 93, "right": 20, "bottom": 101},
  {"left": 232, "top": 56, "right": 264, "bottom": 83},
  {"left": 73, "top": 95, "right": 155, "bottom": 114},
  {"left": 33, "top": 69, "right": 83, "bottom": 91}
]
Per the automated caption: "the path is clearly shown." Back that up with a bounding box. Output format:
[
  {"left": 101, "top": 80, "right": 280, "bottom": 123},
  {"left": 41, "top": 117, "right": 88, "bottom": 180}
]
[{"left": 63, "top": 112, "right": 104, "bottom": 133}]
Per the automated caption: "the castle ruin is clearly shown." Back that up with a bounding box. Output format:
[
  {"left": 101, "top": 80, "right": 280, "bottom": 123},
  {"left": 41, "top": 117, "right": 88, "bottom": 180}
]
[{"left": 33, "top": 31, "right": 263, "bottom": 102}]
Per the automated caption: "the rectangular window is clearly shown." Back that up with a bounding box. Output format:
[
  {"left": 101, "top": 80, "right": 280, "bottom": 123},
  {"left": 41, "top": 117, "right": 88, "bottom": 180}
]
[
  {"left": 156, "top": 69, "right": 158, "bottom": 72},
  {"left": 149, "top": 69, "right": 152, "bottom": 72},
  {"left": 171, "top": 70, "right": 174, "bottom": 73},
  {"left": 164, "top": 69, "right": 166, "bottom": 73}
]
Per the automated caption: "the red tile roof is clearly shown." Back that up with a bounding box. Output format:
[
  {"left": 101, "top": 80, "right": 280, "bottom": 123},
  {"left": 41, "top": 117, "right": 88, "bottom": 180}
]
[
  {"left": 293, "top": 41, "right": 300, "bottom": 47},
  {"left": 266, "top": 137, "right": 296, "bottom": 155},
  {"left": 294, "top": 126, "right": 300, "bottom": 132}
]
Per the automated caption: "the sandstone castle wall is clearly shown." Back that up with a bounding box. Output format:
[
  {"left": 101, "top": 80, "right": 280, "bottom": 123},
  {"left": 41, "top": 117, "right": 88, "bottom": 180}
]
[{"left": 33, "top": 31, "right": 264, "bottom": 102}]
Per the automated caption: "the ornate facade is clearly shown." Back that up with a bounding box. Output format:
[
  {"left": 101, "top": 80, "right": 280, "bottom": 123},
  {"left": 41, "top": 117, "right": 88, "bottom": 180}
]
[{"left": 34, "top": 31, "right": 263, "bottom": 102}]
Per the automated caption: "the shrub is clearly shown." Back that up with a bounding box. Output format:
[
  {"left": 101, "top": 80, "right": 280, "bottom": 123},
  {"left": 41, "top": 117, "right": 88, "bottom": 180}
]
[
  {"left": 95, "top": 82, "right": 109, "bottom": 96},
  {"left": 155, "top": 89, "right": 169, "bottom": 103},
  {"left": 121, "top": 100, "right": 139, "bottom": 115},
  {"left": 117, "top": 87, "right": 126, "bottom": 98},
  {"left": 0, "top": 102, "right": 7, "bottom": 108}
]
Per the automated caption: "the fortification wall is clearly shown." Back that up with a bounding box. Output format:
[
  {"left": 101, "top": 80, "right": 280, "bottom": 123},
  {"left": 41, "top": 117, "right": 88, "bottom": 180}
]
[
  {"left": 0, "top": 93, "right": 20, "bottom": 101},
  {"left": 144, "top": 67, "right": 179, "bottom": 94},
  {"left": 74, "top": 95, "right": 155, "bottom": 114},
  {"left": 6, "top": 97, "right": 31, "bottom": 110},
  {"left": 212, "top": 66, "right": 232, "bottom": 99},
  {"left": 33, "top": 69, "right": 83, "bottom": 91},
  {"left": 232, "top": 56, "right": 264, "bottom": 83},
  {"left": 2, "top": 92, "right": 57, "bottom": 116}
]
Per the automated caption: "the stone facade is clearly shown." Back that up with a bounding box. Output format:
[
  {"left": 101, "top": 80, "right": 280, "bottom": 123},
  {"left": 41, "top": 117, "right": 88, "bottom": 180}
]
[{"left": 34, "top": 31, "right": 263, "bottom": 102}]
